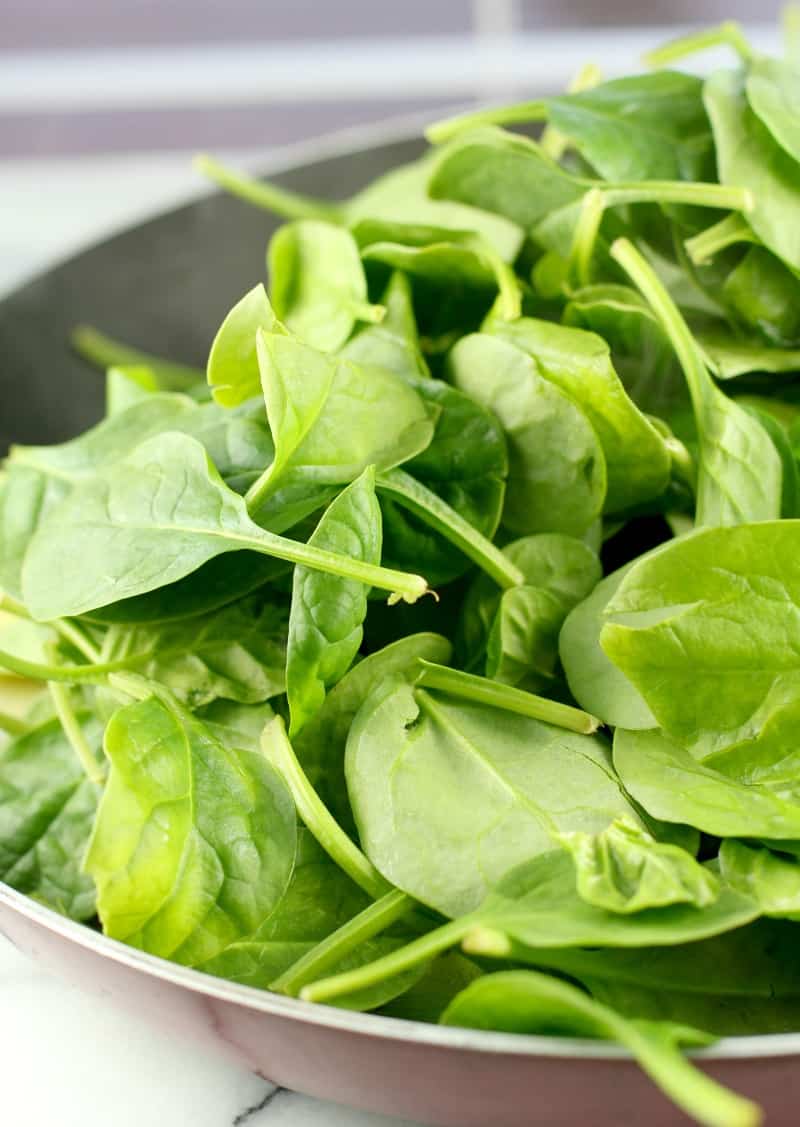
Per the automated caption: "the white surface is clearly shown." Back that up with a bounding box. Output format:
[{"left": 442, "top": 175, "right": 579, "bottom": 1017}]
[{"left": 0, "top": 936, "right": 416, "bottom": 1126}]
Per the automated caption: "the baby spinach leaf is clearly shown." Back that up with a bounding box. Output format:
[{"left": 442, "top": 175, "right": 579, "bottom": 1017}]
[
  {"left": 22, "top": 432, "right": 429, "bottom": 620},
  {"left": 286, "top": 468, "right": 381, "bottom": 736},
  {"left": 340, "top": 271, "right": 429, "bottom": 377},
  {"left": 547, "top": 71, "right": 714, "bottom": 183},
  {"left": 247, "top": 329, "right": 435, "bottom": 517},
  {"left": 559, "top": 564, "right": 658, "bottom": 731},
  {"left": 345, "top": 679, "right": 639, "bottom": 917},
  {"left": 694, "top": 319, "right": 800, "bottom": 378},
  {"left": 746, "top": 56, "right": 800, "bottom": 165},
  {"left": 268, "top": 220, "right": 383, "bottom": 352},
  {"left": 601, "top": 522, "right": 800, "bottom": 770},
  {"left": 294, "top": 632, "right": 451, "bottom": 834},
  {"left": 447, "top": 333, "right": 607, "bottom": 536},
  {"left": 721, "top": 245, "right": 800, "bottom": 346},
  {"left": 106, "top": 365, "right": 159, "bottom": 415},
  {"left": 613, "top": 728, "right": 800, "bottom": 840},
  {"left": 101, "top": 596, "right": 288, "bottom": 708},
  {"left": 207, "top": 283, "right": 283, "bottom": 407},
  {"left": 428, "top": 127, "right": 585, "bottom": 230},
  {"left": 555, "top": 815, "right": 719, "bottom": 915},
  {"left": 85, "top": 687, "right": 297, "bottom": 965},
  {"left": 705, "top": 67, "right": 800, "bottom": 271},
  {"left": 719, "top": 840, "right": 800, "bottom": 920},
  {"left": 441, "top": 970, "right": 757, "bottom": 1127},
  {"left": 486, "top": 317, "right": 671, "bottom": 513},
  {"left": 612, "top": 238, "right": 782, "bottom": 526},
  {"left": 0, "top": 715, "right": 101, "bottom": 921}
]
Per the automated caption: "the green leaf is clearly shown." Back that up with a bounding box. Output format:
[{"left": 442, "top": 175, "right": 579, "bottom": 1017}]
[
  {"left": 22, "top": 432, "right": 429, "bottom": 620},
  {"left": 294, "top": 632, "right": 451, "bottom": 835},
  {"left": 287, "top": 468, "right": 382, "bottom": 736},
  {"left": 441, "top": 971, "right": 758, "bottom": 1127},
  {"left": 106, "top": 366, "right": 159, "bottom": 415},
  {"left": 207, "top": 283, "right": 283, "bottom": 407},
  {"left": 559, "top": 564, "right": 658, "bottom": 731},
  {"left": 704, "top": 67, "right": 800, "bottom": 271},
  {"left": 555, "top": 815, "right": 719, "bottom": 914},
  {"left": 447, "top": 333, "right": 607, "bottom": 536},
  {"left": 345, "top": 679, "right": 639, "bottom": 916},
  {"left": 601, "top": 523, "right": 800, "bottom": 773},
  {"left": 340, "top": 271, "right": 429, "bottom": 377},
  {"left": 487, "top": 317, "right": 671, "bottom": 514},
  {"left": 547, "top": 71, "right": 714, "bottom": 183},
  {"left": 721, "top": 246, "right": 800, "bottom": 346},
  {"left": 613, "top": 727, "right": 800, "bottom": 840},
  {"left": 746, "top": 56, "right": 800, "bottom": 164},
  {"left": 719, "top": 839, "right": 800, "bottom": 920},
  {"left": 86, "top": 688, "right": 297, "bottom": 965},
  {"left": 0, "top": 716, "right": 100, "bottom": 921},
  {"left": 268, "top": 220, "right": 383, "bottom": 352}
]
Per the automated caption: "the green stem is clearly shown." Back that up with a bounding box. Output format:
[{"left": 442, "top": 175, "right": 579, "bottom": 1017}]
[
  {"left": 194, "top": 154, "right": 344, "bottom": 224},
  {"left": 48, "top": 682, "right": 105, "bottom": 785},
  {"left": 70, "top": 326, "right": 203, "bottom": 390},
  {"left": 664, "top": 434, "right": 696, "bottom": 491},
  {"left": 482, "top": 246, "right": 523, "bottom": 321},
  {"left": 345, "top": 299, "right": 386, "bottom": 325},
  {"left": 644, "top": 21, "right": 754, "bottom": 67},
  {"left": 425, "top": 100, "right": 549, "bottom": 145},
  {"left": 684, "top": 214, "right": 757, "bottom": 266},
  {"left": 272, "top": 889, "right": 416, "bottom": 997},
  {"left": 0, "top": 710, "right": 28, "bottom": 737},
  {"left": 376, "top": 469, "right": 524, "bottom": 590},
  {"left": 262, "top": 715, "right": 391, "bottom": 900},
  {"left": 415, "top": 661, "right": 600, "bottom": 734},
  {"left": 568, "top": 188, "right": 605, "bottom": 289},
  {"left": 540, "top": 63, "right": 603, "bottom": 161},
  {"left": 300, "top": 918, "right": 468, "bottom": 1004},
  {"left": 619, "top": 1023, "right": 761, "bottom": 1127},
  {"left": 0, "top": 648, "right": 155, "bottom": 684},
  {"left": 602, "top": 182, "right": 753, "bottom": 213}
]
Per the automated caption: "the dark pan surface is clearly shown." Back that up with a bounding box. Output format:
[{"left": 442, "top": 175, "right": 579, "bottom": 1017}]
[{"left": 1, "top": 121, "right": 799, "bottom": 1127}]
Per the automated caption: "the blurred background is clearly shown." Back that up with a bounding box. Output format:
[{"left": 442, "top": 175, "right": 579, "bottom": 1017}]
[{"left": 0, "top": 0, "right": 782, "bottom": 293}]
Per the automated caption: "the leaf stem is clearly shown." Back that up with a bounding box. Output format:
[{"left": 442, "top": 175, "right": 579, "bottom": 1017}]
[
  {"left": 0, "top": 649, "right": 150, "bottom": 684},
  {"left": 415, "top": 661, "right": 601, "bottom": 734},
  {"left": 48, "top": 682, "right": 105, "bottom": 785},
  {"left": 425, "top": 100, "right": 549, "bottom": 145},
  {"left": 644, "top": 21, "right": 754, "bottom": 67},
  {"left": 377, "top": 469, "right": 523, "bottom": 590},
  {"left": 271, "top": 889, "right": 417, "bottom": 997},
  {"left": 70, "top": 326, "right": 203, "bottom": 390},
  {"left": 684, "top": 214, "right": 757, "bottom": 266},
  {"left": 602, "top": 182, "right": 753, "bottom": 213},
  {"left": 300, "top": 918, "right": 468, "bottom": 1004},
  {"left": 0, "top": 710, "right": 28, "bottom": 737},
  {"left": 262, "top": 715, "right": 392, "bottom": 900},
  {"left": 194, "top": 154, "right": 344, "bottom": 224},
  {"left": 568, "top": 188, "right": 606, "bottom": 288},
  {"left": 0, "top": 592, "right": 101, "bottom": 664}
]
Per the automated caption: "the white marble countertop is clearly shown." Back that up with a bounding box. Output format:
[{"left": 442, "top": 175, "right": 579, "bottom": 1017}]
[
  {"left": 0, "top": 935, "right": 417, "bottom": 1126},
  {"left": 0, "top": 153, "right": 424, "bottom": 1127}
]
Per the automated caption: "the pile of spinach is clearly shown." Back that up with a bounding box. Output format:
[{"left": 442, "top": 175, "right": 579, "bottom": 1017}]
[{"left": 7, "top": 19, "right": 800, "bottom": 1126}]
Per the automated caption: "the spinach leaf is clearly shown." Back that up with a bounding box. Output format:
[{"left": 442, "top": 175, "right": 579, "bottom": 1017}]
[
  {"left": 246, "top": 329, "right": 435, "bottom": 518},
  {"left": 559, "top": 564, "right": 658, "bottom": 731},
  {"left": 22, "top": 432, "right": 429, "bottom": 620},
  {"left": 611, "top": 238, "right": 782, "bottom": 526},
  {"left": 294, "top": 632, "right": 451, "bottom": 834},
  {"left": 207, "top": 283, "right": 282, "bottom": 407},
  {"left": 0, "top": 715, "right": 101, "bottom": 921},
  {"left": 601, "top": 522, "right": 800, "bottom": 771},
  {"left": 704, "top": 67, "right": 800, "bottom": 271},
  {"left": 447, "top": 333, "right": 607, "bottom": 536},
  {"left": 719, "top": 839, "right": 800, "bottom": 920},
  {"left": 85, "top": 686, "right": 297, "bottom": 964},
  {"left": 340, "top": 271, "right": 429, "bottom": 377},
  {"left": 345, "top": 679, "right": 639, "bottom": 917},
  {"left": 694, "top": 319, "right": 800, "bottom": 378},
  {"left": 555, "top": 815, "right": 719, "bottom": 914},
  {"left": 268, "top": 220, "right": 384, "bottom": 352},
  {"left": 721, "top": 246, "right": 800, "bottom": 346},
  {"left": 286, "top": 468, "right": 381, "bottom": 736},
  {"left": 486, "top": 316, "right": 671, "bottom": 513},
  {"left": 441, "top": 971, "right": 757, "bottom": 1127},
  {"left": 746, "top": 56, "right": 800, "bottom": 165},
  {"left": 613, "top": 728, "right": 800, "bottom": 840},
  {"left": 547, "top": 71, "right": 714, "bottom": 183},
  {"left": 106, "top": 365, "right": 159, "bottom": 414}
]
